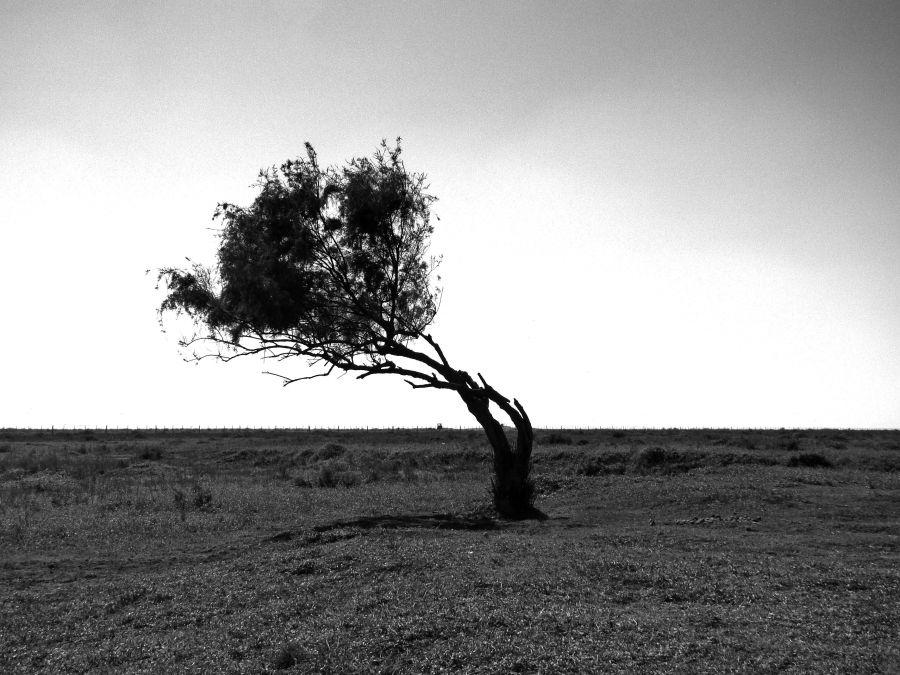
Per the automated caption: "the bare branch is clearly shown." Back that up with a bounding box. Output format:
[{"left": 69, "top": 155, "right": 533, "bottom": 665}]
[
  {"left": 423, "top": 333, "right": 451, "bottom": 369},
  {"left": 404, "top": 379, "right": 455, "bottom": 390},
  {"left": 476, "top": 372, "right": 511, "bottom": 403},
  {"left": 513, "top": 398, "right": 532, "bottom": 430},
  {"left": 263, "top": 364, "right": 336, "bottom": 387}
]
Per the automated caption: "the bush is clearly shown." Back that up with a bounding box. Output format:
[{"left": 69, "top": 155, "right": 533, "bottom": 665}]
[
  {"left": 316, "top": 464, "right": 339, "bottom": 487},
  {"left": 787, "top": 453, "right": 833, "bottom": 469},
  {"left": 192, "top": 482, "right": 213, "bottom": 508},
  {"left": 631, "top": 446, "right": 668, "bottom": 471},
  {"left": 578, "top": 458, "right": 608, "bottom": 477},
  {"left": 294, "top": 461, "right": 361, "bottom": 488},
  {"left": 629, "top": 447, "right": 699, "bottom": 474},
  {"left": 138, "top": 445, "right": 164, "bottom": 460},
  {"left": 716, "top": 452, "right": 777, "bottom": 467},
  {"left": 731, "top": 436, "right": 757, "bottom": 450},
  {"left": 545, "top": 433, "right": 573, "bottom": 445},
  {"left": 273, "top": 642, "right": 308, "bottom": 670},
  {"left": 576, "top": 450, "right": 631, "bottom": 476},
  {"left": 316, "top": 443, "right": 347, "bottom": 461},
  {"left": 172, "top": 480, "right": 213, "bottom": 518}
]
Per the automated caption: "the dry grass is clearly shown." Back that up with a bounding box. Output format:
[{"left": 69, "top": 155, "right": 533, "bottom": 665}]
[{"left": 1, "top": 428, "right": 898, "bottom": 673}]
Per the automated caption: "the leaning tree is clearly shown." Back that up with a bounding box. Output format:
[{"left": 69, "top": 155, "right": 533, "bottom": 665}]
[{"left": 157, "top": 140, "right": 538, "bottom": 518}]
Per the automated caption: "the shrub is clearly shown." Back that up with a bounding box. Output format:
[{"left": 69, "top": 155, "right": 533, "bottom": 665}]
[
  {"left": 192, "top": 482, "right": 213, "bottom": 509},
  {"left": 629, "top": 447, "right": 700, "bottom": 474},
  {"left": 317, "top": 464, "right": 338, "bottom": 487},
  {"left": 7, "top": 513, "right": 29, "bottom": 544},
  {"left": 787, "top": 453, "right": 833, "bottom": 469},
  {"left": 716, "top": 452, "right": 778, "bottom": 467},
  {"left": 138, "top": 445, "right": 164, "bottom": 460},
  {"left": 294, "top": 461, "right": 362, "bottom": 488},
  {"left": 631, "top": 446, "right": 668, "bottom": 471},
  {"left": 173, "top": 489, "right": 187, "bottom": 519},
  {"left": 273, "top": 642, "right": 308, "bottom": 670},
  {"left": 731, "top": 436, "right": 757, "bottom": 450},
  {"left": 578, "top": 458, "right": 608, "bottom": 477},
  {"left": 316, "top": 443, "right": 347, "bottom": 461},
  {"left": 545, "top": 433, "right": 573, "bottom": 445},
  {"left": 172, "top": 480, "right": 213, "bottom": 518},
  {"left": 276, "top": 461, "right": 292, "bottom": 480}
]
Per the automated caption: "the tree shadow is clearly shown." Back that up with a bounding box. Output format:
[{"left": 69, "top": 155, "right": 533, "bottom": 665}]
[
  {"left": 266, "top": 507, "right": 549, "bottom": 544},
  {"left": 313, "top": 511, "right": 501, "bottom": 533}
]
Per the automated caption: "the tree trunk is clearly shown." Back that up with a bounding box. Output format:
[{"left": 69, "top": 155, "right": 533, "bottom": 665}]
[{"left": 459, "top": 391, "right": 540, "bottom": 519}]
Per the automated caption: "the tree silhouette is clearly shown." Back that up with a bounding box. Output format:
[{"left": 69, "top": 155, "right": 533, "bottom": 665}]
[{"left": 157, "top": 140, "right": 538, "bottom": 518}]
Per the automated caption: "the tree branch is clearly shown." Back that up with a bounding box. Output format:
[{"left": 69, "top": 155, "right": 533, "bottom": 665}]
[
  {"left": 513, "top": 398, "right": 532, "bottom": 431},
  {"left": 423, "top": 333, "right": 451, "bottom": 369},
  {"left": 263, "top": 364, "right": 336, "bottom": 386},
  {"left": 477, "top": 372, "right": 510, "bottom": 403}
]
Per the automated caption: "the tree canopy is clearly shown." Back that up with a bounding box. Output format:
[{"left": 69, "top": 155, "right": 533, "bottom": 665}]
[{"left": 159, "top": 140, "right": 441, "bottom": 381}]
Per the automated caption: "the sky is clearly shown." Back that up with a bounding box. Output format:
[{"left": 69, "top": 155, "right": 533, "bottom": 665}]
[{"left": 2, "top": 1, "right": 899, "bottom": 429}]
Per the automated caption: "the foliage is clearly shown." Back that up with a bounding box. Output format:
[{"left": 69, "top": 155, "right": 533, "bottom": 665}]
[{"left": 157, "top": 140, "right": 440, "bottom": 380}]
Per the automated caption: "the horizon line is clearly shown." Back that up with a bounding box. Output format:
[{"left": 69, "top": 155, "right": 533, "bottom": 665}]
[{"left": 2, "top": 425, "right": 898, "bottom": 433}]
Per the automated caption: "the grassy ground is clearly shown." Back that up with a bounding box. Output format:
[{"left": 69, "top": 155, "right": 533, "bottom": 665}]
[{"left": 1, "top": 428, "right": 898, "bottom": 673}]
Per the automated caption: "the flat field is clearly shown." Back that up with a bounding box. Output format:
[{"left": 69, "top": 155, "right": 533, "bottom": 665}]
[{"left": 1, "top": 427, "right": 898, "bottom": 673}]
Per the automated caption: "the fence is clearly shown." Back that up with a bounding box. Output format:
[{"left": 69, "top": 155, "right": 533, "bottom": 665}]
[{"left": 0, "top": 424, "right": 608, "bottom": 433}]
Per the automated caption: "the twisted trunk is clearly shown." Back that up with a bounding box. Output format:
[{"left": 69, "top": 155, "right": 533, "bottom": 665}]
[
  {"left": 366, "top": 336, "right": 541, "bottom": 518},
  {"left": 459, "top": 390, "right": 538, "bottom": 519}
]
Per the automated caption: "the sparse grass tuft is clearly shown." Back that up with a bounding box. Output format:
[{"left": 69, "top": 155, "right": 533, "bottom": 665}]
[
  {"left": 172, "top": 479, "right": 213, "bottom": 519},
  {"left": 316, "top": 442, "right": 347, "bottom": 460},
  {"left": 293, "top": 460, "right": 362, "bottom": 488},
  {"left": 629, "top": 446, "right": 700, "bottom": 473},
  {"left": 631, "top": 446, "right": 667, "bottom": 470},
  {"left": 191, "top": 481, "right": 213, "bottom": 509},
  {"left": 138, "top": 445, "right": 165, "bottom": 460},
  {"left": 273, "top": 642, "right": 308, "bottom": 670},
  {"left": 577, "top": 453, "right": 627, "bottom": 476}
]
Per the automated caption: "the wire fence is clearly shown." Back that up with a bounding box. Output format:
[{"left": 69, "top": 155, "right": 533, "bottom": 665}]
[
  {"left": 0, "top": 425, "right": 829, "bottom": 434},
  {"left": 2, "top": 423, "right": 886, "bottom": 436},
  {"left": 0, "top": 424, "right": 615, "bottom": 433}
]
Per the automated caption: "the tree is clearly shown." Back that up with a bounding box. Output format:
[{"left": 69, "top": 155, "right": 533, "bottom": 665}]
[{"left": 157, "top": 140, "right": 539, "bottom": 518}]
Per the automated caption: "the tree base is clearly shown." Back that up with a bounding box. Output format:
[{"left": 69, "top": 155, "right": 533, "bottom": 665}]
[
  {"left": 491, "top": 475, "right": 545, "bottom": 520},
  {"left": 495, "top": 503, "right": 548, "bottom": 521}
]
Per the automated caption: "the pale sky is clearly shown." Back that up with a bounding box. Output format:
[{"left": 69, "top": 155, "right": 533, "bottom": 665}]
[{"left": 2, "top": 1, "right": 899, "bottom": 429}]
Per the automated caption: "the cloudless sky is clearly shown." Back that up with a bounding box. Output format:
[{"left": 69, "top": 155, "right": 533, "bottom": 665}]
[{"left": 2, "top": 1, "right": 899, "bottom": 429}]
